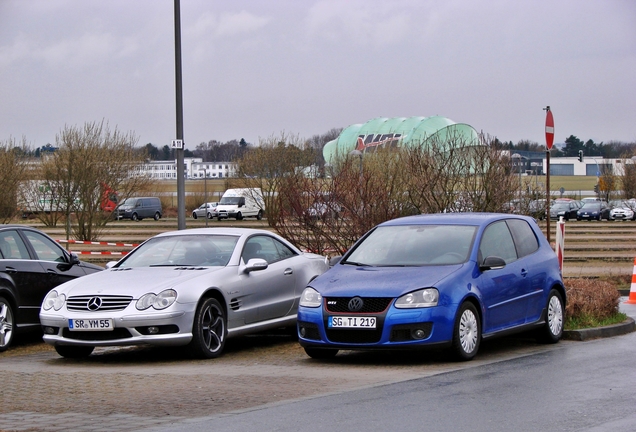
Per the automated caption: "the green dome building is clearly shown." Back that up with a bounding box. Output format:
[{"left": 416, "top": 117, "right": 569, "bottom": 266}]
[{"left": 322, "top": 116, "right": 480, "bottom": 165}]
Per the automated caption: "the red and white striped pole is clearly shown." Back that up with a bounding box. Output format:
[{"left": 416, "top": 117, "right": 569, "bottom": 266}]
[{"left": 555, "top": 216, "right": 565, "bottom": 271}]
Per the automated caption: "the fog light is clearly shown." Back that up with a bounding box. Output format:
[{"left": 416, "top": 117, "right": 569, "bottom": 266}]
[
  {"left": 412, "top": 329, "right": 427, "bottom": 339},
  {"left": 43, "top": 326, "right": 56, "bottom": 335},
  {"left": 299, "top": 326, "right": 306, "bottom": 338},
  {"left": 148, "top": 326, "right": 159, "bottom": 334}
]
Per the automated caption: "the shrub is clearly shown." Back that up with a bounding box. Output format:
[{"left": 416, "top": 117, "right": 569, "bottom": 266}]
[{"left": 565, "top": 278, "right": 621, "bottom": 328}]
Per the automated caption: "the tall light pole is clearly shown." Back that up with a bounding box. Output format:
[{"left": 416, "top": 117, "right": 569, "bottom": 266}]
[
  {"left": 174, "top": 0, "right": 186, "bottom": 230},
  {"left": 512, "top": 153, "right": 522, "bottom": 206}
]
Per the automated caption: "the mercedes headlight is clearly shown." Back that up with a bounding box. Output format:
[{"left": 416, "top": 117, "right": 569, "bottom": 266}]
[
  {"left": 136, "top": 289, "right": 177, "bottom": 310},
  {"left": 42, "top": 290, "right": 66, "bottom": 311}
]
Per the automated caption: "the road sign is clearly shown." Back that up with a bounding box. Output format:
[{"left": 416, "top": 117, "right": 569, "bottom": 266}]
[
  {"left": 171, "top": 139, "right": 183, "bottom": 149},
  {"left": 545, "top": 107, "right": 554, "bottom": 149}
]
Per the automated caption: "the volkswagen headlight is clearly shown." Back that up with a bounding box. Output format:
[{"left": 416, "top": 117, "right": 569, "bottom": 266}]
[
  {"left": 395, "top": 288, "right": 439, "bottom": 308},
  {"left": 300, "top": 287, "right": 322, "bottom": 308}
]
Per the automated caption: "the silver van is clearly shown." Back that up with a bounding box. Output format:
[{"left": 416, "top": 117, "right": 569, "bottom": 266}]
[{"left": 117, "top": 197, "right": 162, "bottom": 221}]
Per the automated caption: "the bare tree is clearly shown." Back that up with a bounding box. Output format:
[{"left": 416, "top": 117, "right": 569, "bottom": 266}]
[
  {"left": 620, "top": 156, "right": 636, "bottom": 200},
  {"left": 0, "top": 137, "right": 30, "bottom": 222},
  {"left": 232, "top": 132, "right": 318, "bottom": 227},
  {"left": 42, "top": 121, "right": 151, "bottom": 240}
]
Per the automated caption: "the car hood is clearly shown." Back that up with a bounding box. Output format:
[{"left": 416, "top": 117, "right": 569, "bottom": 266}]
[
  {"left": 310, "top": 263, "right": 465, "bottom": 297},
  {"left": 52, "top": 266, "right": 225, "bottom": 297}
]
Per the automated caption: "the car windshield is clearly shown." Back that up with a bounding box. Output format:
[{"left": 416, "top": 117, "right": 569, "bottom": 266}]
[
  {"left": 552, "top": 203, "right": 570, "bottom": 210},
  {"left": 343, "top": 224, "right": 477, "bottom": 267},
  {"left": 581, "top": 203, "right": 601, "bottom": 210},
  {"left": 115, "top": 235, "right": 239, "bottom": 268},
  {"left": 219, "top": 196, "right": 241, "bottom": 205}
]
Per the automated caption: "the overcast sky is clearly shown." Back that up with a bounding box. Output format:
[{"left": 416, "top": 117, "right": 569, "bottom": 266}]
[{"left": 1, "top": 0, "right": 635, "bottom": 151}]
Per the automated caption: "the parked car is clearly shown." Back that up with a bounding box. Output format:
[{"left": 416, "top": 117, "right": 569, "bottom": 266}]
[
  {"left": 40, "top": 228, "right": 329, "bottom": 359},
  {"left": 0, "top": 226, "right": 102, "bottom": 352},
  {"left": 191, "top": 202, "right": 218, "bottom": 219},
  {"left": 116, "top": 197, "right": 162, "bottom": 221},
  {"left": 608, "top": 200, "right": 635, "bottom": 221},
  {"left": 216, "top": 188, "right": 264, "bottom": 220},
  {"left": 297, "top": 213, "right": 565, "bottom": 361},
  {"left": 576, "top": 202, "right": 611, "bottom": 221},
  {"left": 550, "top": 201, "right": 579, "bottom": 221}
]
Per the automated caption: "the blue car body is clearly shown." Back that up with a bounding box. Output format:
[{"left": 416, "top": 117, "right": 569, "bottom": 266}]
[{"left": 298, "top": 213, "right": 565, "bottom": 359}]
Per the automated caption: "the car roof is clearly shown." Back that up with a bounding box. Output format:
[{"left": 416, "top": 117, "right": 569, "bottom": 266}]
[
  {"left": 379, "top": 212, "right": 533, "bottom": 227},
  {"left": 153, "top": 227, "right": 274, "bottom": 238}
]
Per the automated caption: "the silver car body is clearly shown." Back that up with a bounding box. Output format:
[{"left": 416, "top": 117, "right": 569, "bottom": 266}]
[
  {"left": 40, "top": 228, "right": 328, "bottom": 355},
  {"left": 191, "top": 202, "right": 218, "bottom": 219}
]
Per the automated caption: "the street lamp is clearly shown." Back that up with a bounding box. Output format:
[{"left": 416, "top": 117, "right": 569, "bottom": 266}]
[{"left": 512, "top": 153, "right": 522, "bottom": 204}]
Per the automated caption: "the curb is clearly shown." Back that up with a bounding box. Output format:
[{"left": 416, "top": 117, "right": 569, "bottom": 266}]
[{"left": 562, "top": 317, "right": 636, "bottom": 341}]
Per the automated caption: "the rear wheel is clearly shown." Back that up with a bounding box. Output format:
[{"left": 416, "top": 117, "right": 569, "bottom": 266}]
[
  {"left": 304, "top": 347, "right": 338, "bottom": 359},
  {"left": 0, "top": 297, "right": 15, "bottom": 352},
  {"left": 188, "top": 298, "right": 226, "bottom": 359},
  {"left": 55, "top": 345, "right": 94, "bottom": 358},
  {"left": 451, "top": 302, "right": 480, "bottom": 361},
  {"left": 536, "top": 289, "right": 564, "bottom": 343},
  {"left": 207, "top": 212, "right": 213, "bottom": 219},
  {"left": 256, "top": 210, "right": 263, "bottom": 220}
]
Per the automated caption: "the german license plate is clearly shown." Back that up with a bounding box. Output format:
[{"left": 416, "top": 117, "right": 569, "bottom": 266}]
[
  {"left": 328, "top": 316, "right": 376, "bottom": 329},
  {"left": 69, "top": 318, "right": 114, "bottom": 331}
]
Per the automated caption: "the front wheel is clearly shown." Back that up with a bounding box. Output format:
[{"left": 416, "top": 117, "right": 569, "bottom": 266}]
[
  {"left": 55, "top": 345, "right": 94, "bottom": 358},
  {"left": 0, "top": 297, "right": 15, "bottom": 352},
  {"left": 131, "top": 213, "right": 139, "bottom": 221},
  {"left": 536, "top": 289, "right": 564, "bottom": 343},
  {"left": 304, "top": 347, "right": 338, "bottom": 359},
  {"left": 236, "top": 212, "right": 243, "bottom": 220},
  {"left": 188, "top": 298, "right": 227, "bottom": 359},
  {"left": 154, "top": 212, "right": 161, "bottom": 221},
  {"left": 451, "top": 302, "right": 480, "bottom": 361},
  {"left": 256, "top": 210, "right": 263, "bottom": 220},
  {"left": 192, "top": 212, "right": 198, "bottom": 219}
]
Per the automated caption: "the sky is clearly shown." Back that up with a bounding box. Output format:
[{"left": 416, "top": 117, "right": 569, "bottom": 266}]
[{"left": 1, "top": 0, "right": 635, "bottom": 152}]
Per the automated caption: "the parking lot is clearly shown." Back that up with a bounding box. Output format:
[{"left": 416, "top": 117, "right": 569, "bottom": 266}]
[{"left": 0, "top": 329, "right": 571, "bottom": 431}]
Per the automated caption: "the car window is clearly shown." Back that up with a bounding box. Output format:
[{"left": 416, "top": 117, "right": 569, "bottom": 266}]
[
  {"left": 506, "top": 219, "right": 539, "bottom": 258},
  {"left": 23, "top": 230, "right": 67, "bottom": 262},
  {"left": 478, "top": 221, "right": 517, "bottom": 264},
  {"left": 242, "top": 236, "right": 289, "bottom": 264},
  {"left": 0, "top": 230, "right": 31, "bottom": 260}
]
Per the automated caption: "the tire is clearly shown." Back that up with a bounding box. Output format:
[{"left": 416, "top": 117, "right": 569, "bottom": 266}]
[
  {"left": 0, "top": 296, "right": 15, "bottom": 352},
  {"left": 54, "top": 345, "right": 94, "bottom": 358},
  {"left": 131, "top": 213, "right": 139, "bottom": 221},
  {"left": 536, "top": 289, "right": 564, "bottom": 344},
  {"left": 188, "top": 298, "right": 226, "bottom": 359},
  {"left": 207, "top": 212, "right": 213, "bottom": 219},
  {"left": 236, "top": 212, "right": 243, "bottom": 221},
  {"left": 451, "top": 302, "right": 480, "bottom": 361},
  {"left": 256, "top": 210, "right": 263, "bottom": 220},
  {"left": 304, "top": 347, "right": 338, "bottom": 359},
  {"left": 192, "top": 212, "right": 198, "bottom": 219},
  {"left": 154, "top": 212, "right": 161, "bottom": 221}
]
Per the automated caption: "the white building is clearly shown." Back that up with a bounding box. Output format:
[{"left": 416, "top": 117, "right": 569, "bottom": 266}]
[
  {"left": 545, "top": 157, "right": 631, "bottom": 176},
  {"left": 140, "top": 158, "right": 238, "bottom": 180}
]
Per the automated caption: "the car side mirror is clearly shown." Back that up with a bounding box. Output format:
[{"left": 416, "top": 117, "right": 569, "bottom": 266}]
[
  {"left": 480, "top": 256, "right": 506, "bottom": 271},
  {"left": 242, "top": 258, "right": 268, "bottom": 274},
  {"left": 329, "top": 256, "right": 342, "bottom": 266},
  {"left": 69, "top": 253, "right": 81, "bottom": 266}
]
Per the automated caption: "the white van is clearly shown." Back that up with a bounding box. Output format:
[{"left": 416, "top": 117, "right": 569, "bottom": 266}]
[{"left": 216, "top": 188, "right": 264, "bottom": 220}]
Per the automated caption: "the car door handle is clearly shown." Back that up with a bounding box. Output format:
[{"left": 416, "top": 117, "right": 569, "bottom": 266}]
[
  {"left": 47, "top": 269, "right": 58, "bottom": 276},
  {"left": 520, "top": 269, "right": 528, "bottom": 277},
  {"left": 5, "top": 266, "right": 17, "bottom": 274},
  {"left": 284, "top": 268, "right": 293, "bottom": 275}
]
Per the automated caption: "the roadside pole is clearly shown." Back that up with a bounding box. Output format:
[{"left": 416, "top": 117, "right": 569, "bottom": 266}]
[{"left": 544, "top": 106, "right": 554, "bottom": 244}]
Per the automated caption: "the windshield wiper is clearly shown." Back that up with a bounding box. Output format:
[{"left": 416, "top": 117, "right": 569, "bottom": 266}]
[{"left": 341, "top": 260, "right": 368, "bottom": 266}]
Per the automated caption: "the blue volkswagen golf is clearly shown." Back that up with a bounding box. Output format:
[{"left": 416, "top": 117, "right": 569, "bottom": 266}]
[{"left": 297, "top": 213, "right": 565, "bottom": 360}]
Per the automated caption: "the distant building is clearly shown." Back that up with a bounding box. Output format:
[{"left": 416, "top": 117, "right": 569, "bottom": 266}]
[{"left": 140, "top": 158, "right": 238, "bottom": 180}]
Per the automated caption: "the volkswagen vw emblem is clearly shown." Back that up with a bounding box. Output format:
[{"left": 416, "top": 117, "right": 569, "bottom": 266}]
[
  {"left": 348, "top": 297, "right": 364, "bottom": 312},
  {"left": 87, "top": 297, "right": 102, "bottom": 311}
]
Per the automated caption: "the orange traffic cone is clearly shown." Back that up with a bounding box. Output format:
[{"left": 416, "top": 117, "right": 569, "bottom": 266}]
[{"left": 625, "top": 257, "right": 636, "bottom": 304}]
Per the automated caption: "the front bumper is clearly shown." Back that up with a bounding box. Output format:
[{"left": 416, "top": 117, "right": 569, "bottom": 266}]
[{"left": 40, "top": 309, "right": 195, "bottom": 347}]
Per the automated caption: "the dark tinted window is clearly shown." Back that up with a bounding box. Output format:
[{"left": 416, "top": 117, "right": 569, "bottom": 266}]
[
  {"left": 506, "top": 219, "right": 539, "bottom": 258},
  {"left": 479, "top": 221, "right": 517, "bottom": 264}
]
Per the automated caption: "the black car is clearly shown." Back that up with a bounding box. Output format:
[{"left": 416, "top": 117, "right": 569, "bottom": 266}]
[
  {"left": 0, "top": 226, "right": 102, "bottom": 351},
  {"left": 576, "top": 202, "right": 611, "bottom": 221},
  {"left": 550, "top": 201, "right": 579, "bottom": 221}
]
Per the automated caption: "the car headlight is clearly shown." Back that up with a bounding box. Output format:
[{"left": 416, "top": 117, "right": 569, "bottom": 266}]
[
  {"left": 42, "top": 290, "right": 66, "bottom": 311},
  {"left": 395, "top": 288, "right": 439, "bottom": 308},
  {"left": 300, "top": 287, "right": 322, "bottom": 308},
  {"left": 136, "top": 289, "right": 177, "bottom": 310}
]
